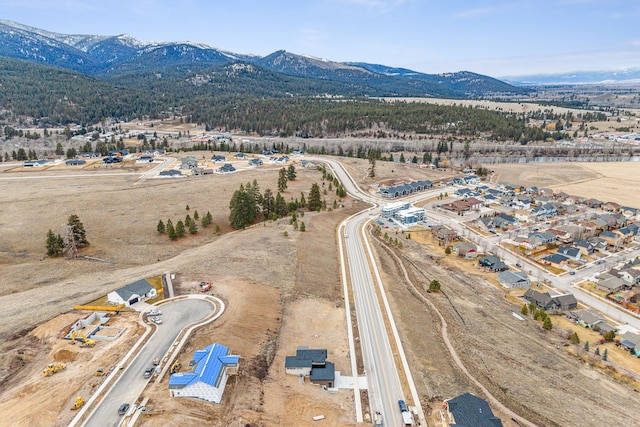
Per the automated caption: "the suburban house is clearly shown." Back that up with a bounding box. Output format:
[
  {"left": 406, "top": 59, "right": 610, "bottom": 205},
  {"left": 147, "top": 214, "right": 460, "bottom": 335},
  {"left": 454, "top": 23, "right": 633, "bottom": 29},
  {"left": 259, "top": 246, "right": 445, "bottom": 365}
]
[
  {"left": 478, "top": 255, "right": 508, "bottom": 272},
  {"left": 284, "top": 347, "right": 335, "bottom": 388},
  {"left": 573, "top": 309, "right": 605, "bottom": 329},
  {"left": 248, "top": 158, "right": 263, "bottom": 167},
  {"left": 618, "top": 268, "right": 640, "bottom": 286},
  {"left": 233, "top": 152, "right": 248, "bottom": 159},
  {"left": 169, "top": 342, "right": 239, "bottom": 404},
  {"left": 444, "top": 392, "right": 503, "bottom": 427},
  {"left": 107, "top": 279, "right": 157, "bottom": 306},
  {"left": 523, "top": 289, "right": 578, "bottom": 311},
  {"left": 23, "top": 159, "right": 48, "bottom": 167},
  {"left": 136, "top": 155, "right": 154, "bottom": 163},
  {"left": 432, "top": 225, "right": 459, "bottom": 244},
  {"left": 211, "top": 155, "right": 227, "bottom": 163},
  {"left": 595, "top": 274, "right": 626, "bottom": 294},
  {"left": 541, "top": 253, "right": 569, "bottom": 267},
  {"left": 65, "top": 159, "right": 86, "bottom": 166},
  {"left": 159, "top": 169, "right": 184, "bottom": 177},
  {"left": 180, "top": 156, "right": 198, "bottom": 169},
  {"left": 218, "top": 163, "right": 236, "bottom": 173},
  {"left": 497, "top": 271, "right": 531, "bottom": 289},
  {"left": 452, "top": 242, "right": 478, "bottom": 259},
  {"left": 557, "top": 246, "right": 582, "bottom": 262}
]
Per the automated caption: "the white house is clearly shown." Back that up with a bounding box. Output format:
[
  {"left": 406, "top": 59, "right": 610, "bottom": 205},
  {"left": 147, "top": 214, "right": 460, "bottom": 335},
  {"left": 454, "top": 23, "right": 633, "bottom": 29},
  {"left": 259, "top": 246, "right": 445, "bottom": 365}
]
[
  {"left": 169, "top": 343, "right": 239, "bottom": 404},
  {"left": 107, "top": 279, "right": 156, "bottom": 306}
]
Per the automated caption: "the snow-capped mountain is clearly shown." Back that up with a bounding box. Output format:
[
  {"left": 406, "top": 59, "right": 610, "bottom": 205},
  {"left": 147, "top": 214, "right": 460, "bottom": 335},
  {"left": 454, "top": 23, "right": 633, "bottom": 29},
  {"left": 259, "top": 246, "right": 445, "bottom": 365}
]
[{"left": 0, "top": 19, "right": 525, "bottom": 97}]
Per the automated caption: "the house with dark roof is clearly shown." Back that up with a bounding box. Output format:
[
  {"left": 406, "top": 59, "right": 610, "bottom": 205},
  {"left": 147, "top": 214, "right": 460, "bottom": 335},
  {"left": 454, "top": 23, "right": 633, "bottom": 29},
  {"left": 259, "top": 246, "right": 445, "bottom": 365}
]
[
  {"left": 218, "top": 163, "right": 236, "bottom": 173},
  {"left": 107, "top": 279, "right": 156, "bottom": 306},
  {"left": 541, "top": 253, "right": 569, "bottom": 267},
  {"left": 66, "top": 159, "right": 86, "bottom": 166},
  {"left": 557, "top": 246, "right": 582, "bottom": 262},
  {"left": 211, "top": 155, "right": 227, "bottom": 163},
  {"left": 159, "top": 169, "right": 183, "bottom": 177},
  {"left": 169, "top": 342, "right": 239, "bottom": 404},
  {"left": 234, "top": 152, "right": 248, "bottom": 159},
  {"left": 524, "top": 290, "right": 577, "bottom": 311},
  {"left": 478, "top": 255, "right": 508, "bottom": 272},
  {"left": 284, "top": 347, "right": 335, "bottom": 388},
  {"left": 444, "top": 392, "right": 503, "bottom": 427},
  {"left": 248, "top": 158, "right": 263, "bottom": 167}
]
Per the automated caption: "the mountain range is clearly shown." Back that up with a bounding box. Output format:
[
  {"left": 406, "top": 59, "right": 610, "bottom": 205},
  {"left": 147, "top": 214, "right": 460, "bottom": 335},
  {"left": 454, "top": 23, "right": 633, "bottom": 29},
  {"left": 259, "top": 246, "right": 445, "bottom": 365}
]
[
  {"left": 502, "top": 69, "right": 640, "bottom": 86},
  {"left": 0, "top": 19, "right": 524, "bottom": 98}
]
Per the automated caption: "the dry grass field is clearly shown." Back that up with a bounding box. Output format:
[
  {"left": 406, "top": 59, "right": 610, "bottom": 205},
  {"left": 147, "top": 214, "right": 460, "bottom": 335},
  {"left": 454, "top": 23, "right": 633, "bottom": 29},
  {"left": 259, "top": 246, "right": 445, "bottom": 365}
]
[
  {"left": 490, "top": 162, "right": 640, "bottom": 207},
  {"left": 0, "top": 151, "right": 639, "bottom": 427}
]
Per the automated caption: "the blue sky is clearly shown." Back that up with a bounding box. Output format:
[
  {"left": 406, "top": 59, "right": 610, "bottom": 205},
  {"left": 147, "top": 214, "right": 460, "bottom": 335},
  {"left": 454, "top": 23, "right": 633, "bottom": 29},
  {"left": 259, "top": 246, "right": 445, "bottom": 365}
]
[{"left": 2, "top": 0, "right": 639, "bottom": 77}]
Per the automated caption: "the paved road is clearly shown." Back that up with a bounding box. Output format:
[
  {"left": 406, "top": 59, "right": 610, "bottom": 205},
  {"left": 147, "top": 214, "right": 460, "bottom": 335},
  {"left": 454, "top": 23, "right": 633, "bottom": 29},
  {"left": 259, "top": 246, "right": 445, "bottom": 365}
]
[
  {"left": 82, "top": 298, "right": 214, "bottom": 427},
  {"left": 319, "top": 158, "right": 416, "bottom": 426},
  {"left": 426, "top": 209, "right": 640, "bottom": 330}
]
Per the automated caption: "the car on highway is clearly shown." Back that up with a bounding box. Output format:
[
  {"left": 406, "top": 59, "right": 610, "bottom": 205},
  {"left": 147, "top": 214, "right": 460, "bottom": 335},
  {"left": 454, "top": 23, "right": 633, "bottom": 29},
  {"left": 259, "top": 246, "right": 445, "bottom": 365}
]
[
  {"left": 147, "top": 309, "right": 162, "bottom": 316},
  {"left": 150, "top": 317, "right": 163, "bottom": 325},
  {"left": 144, "top": 367, "right": 154, "bottom": 378},
  {"left": 118, "top": 403, "right": 130, "bottom": 415}
]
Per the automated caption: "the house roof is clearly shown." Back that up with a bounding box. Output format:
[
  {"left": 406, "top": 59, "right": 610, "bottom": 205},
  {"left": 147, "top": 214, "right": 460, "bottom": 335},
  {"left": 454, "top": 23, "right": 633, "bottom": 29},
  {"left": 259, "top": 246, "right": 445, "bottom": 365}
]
[
  {"left": 296, "top": 348, "right": 327, "bottom": 364},
  {"left": 309, "top": 362, "right": 335, "bottom": 382},
  {"left": 446, "top": 392, "right": 503, "bottom": 427},
  {"left": 115, "top": 279, "right": 153, "bottom": 301},
  {"left": 284, "top": 356, "right": 312, "bottom": 369},
  {"left": 542, "top": 254, "right": 568, "bottom": 264},
  {"left": 169, "top": 343, "right": 238, "bottom": 389},
  {"left": 574, "top": 309, "right": 604, "bottom": 325},
  {"left": 498, "top": 271, "right": 528, "bottom": 285},
  {"left": 558, "top": 246, "right": 581, "bottom": 258}
]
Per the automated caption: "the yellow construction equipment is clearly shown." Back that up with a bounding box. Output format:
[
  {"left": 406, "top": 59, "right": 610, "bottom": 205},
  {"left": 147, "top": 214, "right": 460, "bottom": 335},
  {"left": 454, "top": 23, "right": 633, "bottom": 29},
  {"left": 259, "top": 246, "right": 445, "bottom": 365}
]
[
  {"left": 42, "top": 363, "right": 66, "bottom": 377},
  {"left": 170, "top": 359, "right": 181, "bottom": 374},
  {"left": 70, "top": 331, "right": 96, "bottom": 347},
  {"left": 70, "top": 396, "right": 85, "bottom": 410}
]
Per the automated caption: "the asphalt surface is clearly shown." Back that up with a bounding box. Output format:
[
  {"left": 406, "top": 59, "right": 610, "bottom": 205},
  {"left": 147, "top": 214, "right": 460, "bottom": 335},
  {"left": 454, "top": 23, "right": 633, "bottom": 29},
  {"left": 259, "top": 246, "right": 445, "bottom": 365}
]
[{"left": 82, "top": 298, "right": 214, "bottom": 427}]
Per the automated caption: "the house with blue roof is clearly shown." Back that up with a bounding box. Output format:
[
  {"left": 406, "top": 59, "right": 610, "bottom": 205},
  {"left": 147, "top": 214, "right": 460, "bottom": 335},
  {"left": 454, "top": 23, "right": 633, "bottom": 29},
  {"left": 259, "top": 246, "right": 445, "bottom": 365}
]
[
  {"left": 444, "top": 392, "right": 502, "bottom": 427},
  {"left": 169, "top": 343, "right": 239, "bottom": 404}
]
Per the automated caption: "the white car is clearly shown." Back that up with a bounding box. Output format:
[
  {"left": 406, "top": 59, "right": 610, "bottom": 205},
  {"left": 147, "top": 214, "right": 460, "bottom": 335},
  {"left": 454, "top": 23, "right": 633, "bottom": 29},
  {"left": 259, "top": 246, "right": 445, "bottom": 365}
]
[
  {"left": 147, "top": 309, "right": 162, "bottom": 316},
  {"left": 151, "top": 317, "right": 163, "bottom": 325}
]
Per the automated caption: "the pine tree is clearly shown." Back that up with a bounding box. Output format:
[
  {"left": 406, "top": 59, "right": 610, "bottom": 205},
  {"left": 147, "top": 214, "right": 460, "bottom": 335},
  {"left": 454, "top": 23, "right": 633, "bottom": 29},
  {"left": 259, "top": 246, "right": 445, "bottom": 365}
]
[
  {"left": 229, "top": 184, "right": 259, "bottom": 229},
  {"left": 602, "top": 348, "right": 608, "bottom": 361},
  {"left": 429, "top": 280, "right": 441, "bottom": 292},
  {"left": 157, "top": 220, "right": 166, "bottom": 233},
  {"left": 45, "top": 229, "right": 64, "bottom": 256},
  {"left": 570, "top": 332, "right": 580, "bottom": 344},
  {"left": 193, "top": 210, "right": 199, "bottom": 221},
  {"left": 175, "top": 220, "right": 186, "bottom": 238},
  {"left": 67, "top": 215, "right": 89, "bottom": 247},
  {"left": 584, "top": 341, "right": 590, "bottom": 352},
  {"left": 262, "top": 188, "right": 275, "bottom": 219},
  {"left": 286, "top": 164, "right": 296, "bottom": 180},
  {"left": 167, "top": 220, "right": 176, "bottom": 240},
  {"left": 543, "top": 316, "right": 552, "bottom": 330},
  {"left": 188, "top": 220, "right": 198, "bottom": 234},
  {"left": 300, "top": 221, "right": 306, "bottom": 232},
  {"left": 308, "top": 183, "right": 322, "bottom": 211},
  {"left": 278, "top": 168, "right": 288, "bottom": 192},
  {"left": 521, "top": 304, "right": 528, "bottom": 316},
  {"left": 299, "top": 192, "right": 307, "bottom": 208},
  {"left": 201, "top": 211, "right": 212, "bottom": 228},
  {"left": 595, "top": 347, "right": 600, "bottom": 356}
]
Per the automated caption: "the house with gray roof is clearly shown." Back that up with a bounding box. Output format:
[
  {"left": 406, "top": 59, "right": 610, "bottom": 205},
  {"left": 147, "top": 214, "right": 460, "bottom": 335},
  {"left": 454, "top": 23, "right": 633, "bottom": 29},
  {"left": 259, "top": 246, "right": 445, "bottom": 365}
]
[
  {"left": 596, "top": 275, "right": 626, "bottom": 294},
  {"left": 524, "top": 290, "right": 577, "bottom": 311},
  {"left": 284, "top": 347, "right": 335, "bottom": 388},
  {"left": 497, "top": 271, "right": 530, "bottom": 289},
  {"left": 107, "top": 279, "right": 156, "bottom": 306},
  {"left": 444, "top": 392, "right": 502, "bottom": 427},
  {"left": 169, "top": 342, "right": 239, "bottom": 404},
  {"left": 574, "top": 309, "right": 605, "bottom": 329},
  {"left": 541, "top": 253, "right": 569, "bottom": 267}
]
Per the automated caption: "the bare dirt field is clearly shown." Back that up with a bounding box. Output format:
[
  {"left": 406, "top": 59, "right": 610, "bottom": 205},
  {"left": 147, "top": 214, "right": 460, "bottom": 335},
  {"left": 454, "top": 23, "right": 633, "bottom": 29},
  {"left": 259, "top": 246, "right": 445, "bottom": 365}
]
[
  {"left": 1, "top": 154, "right": 639, "bottom": 427},
  {"left": 490, "top": 161, "right": 640, "bottom": 207}
]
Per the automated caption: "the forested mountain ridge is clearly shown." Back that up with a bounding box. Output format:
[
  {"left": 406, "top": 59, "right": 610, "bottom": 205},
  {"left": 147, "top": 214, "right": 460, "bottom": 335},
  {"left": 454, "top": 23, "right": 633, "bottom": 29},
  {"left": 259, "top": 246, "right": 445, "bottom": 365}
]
[{"left": 0, "top": 19, "right": 525, "bottom": 98}]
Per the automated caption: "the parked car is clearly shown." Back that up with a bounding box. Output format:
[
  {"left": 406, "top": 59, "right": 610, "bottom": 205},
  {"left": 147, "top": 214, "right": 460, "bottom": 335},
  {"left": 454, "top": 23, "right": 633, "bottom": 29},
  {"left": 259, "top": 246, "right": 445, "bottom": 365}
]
[
  {"left": 147, "top": 309, "right": 162, "bottom": 316},
  {"left": 151, "top": 317, "right": 163, "bottom": 325},
  {"left": 144, "top": 367, "right": 154, "bottom": 378},
  {"left": 118, "top": 403, "right": 130, "bottom": 415}
]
